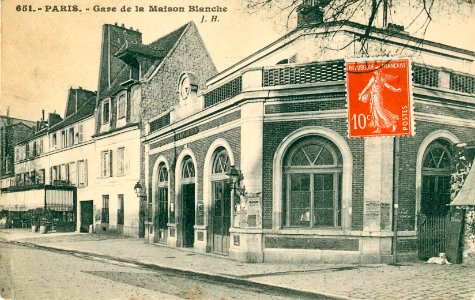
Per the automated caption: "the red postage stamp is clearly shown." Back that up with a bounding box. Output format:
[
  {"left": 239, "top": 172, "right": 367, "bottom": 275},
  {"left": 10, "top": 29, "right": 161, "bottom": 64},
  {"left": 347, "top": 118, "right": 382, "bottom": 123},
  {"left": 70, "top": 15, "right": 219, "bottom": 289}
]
[{"left": 346, "top": 58, "right": 413, "bottom": 138}]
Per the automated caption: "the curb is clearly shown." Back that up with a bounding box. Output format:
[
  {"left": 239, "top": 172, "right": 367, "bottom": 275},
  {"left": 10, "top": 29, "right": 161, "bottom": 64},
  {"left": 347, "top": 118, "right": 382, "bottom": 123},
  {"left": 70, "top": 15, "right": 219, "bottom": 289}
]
[{"left": 1, "top": 238, "right": 354, "bottom": 300}]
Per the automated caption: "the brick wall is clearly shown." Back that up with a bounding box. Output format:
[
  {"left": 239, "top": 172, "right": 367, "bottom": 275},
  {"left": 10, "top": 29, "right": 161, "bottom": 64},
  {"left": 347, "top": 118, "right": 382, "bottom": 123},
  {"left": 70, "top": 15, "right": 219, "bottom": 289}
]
[
  {"left": 397, "top": 120, "right": 475, "bottom": 231},
  {"left": 147, "top": 128, "right": 241, "bottom": 219},
  {"left": 262, "top": 118, "right": 365, "bottom": 230},
  {"left": 141, "top": 23, "right": 217, "bottom": 127}
]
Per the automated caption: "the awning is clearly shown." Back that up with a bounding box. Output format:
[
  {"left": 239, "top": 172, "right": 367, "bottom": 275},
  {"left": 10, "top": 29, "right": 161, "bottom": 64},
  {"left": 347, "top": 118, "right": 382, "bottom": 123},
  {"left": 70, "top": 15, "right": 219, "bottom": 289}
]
[{"left": 451, "top": 158, "right": 475, "bottom": 206}]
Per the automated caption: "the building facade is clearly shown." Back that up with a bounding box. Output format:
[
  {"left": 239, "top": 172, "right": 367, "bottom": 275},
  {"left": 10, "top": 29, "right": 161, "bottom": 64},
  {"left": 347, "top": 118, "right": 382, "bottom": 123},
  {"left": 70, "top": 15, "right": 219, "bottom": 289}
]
[
  {"left": 143, "top": 12, "right": 475, "bottom": 263},
  {"left": 0, "top": 114, "right": 35, "bottom": 187},
  {"left": 93, "top": 22, "right": 216, "bottom": 237},
  {"left": 0, "top": 89, "right": 96, "bottom": 231}
]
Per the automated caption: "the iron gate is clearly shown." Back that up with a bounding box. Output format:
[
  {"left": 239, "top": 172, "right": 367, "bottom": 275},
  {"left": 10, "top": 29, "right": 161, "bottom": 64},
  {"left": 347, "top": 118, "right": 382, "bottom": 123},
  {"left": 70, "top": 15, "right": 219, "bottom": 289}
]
[{"left": 418, "top": 213, "right": 450, "bottom": 260}]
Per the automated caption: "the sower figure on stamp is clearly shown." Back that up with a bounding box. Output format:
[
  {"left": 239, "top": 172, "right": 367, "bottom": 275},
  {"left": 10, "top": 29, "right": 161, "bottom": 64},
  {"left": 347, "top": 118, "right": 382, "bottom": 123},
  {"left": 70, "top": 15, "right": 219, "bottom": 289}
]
[{"left": 358, "top": 68, "right": 401, "bottom": 133}]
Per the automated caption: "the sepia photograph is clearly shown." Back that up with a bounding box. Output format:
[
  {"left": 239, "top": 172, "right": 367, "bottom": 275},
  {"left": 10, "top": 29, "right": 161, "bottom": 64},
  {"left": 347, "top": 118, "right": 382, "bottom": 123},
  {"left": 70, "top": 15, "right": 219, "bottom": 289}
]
[{"left": 1, "top": 0, "right": 475, "bottom": 299}]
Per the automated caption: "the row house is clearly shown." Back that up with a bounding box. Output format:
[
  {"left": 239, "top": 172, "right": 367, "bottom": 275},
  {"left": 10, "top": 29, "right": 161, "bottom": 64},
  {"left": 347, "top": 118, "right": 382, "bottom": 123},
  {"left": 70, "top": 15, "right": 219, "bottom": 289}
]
[
  {"left": 142, "top": 4, "right": 475, "bottom": 263},
  {"left": 1, "top": 89, "right": 95, "bottom": 231},
  {"left": 0, "top": 21, "right": 216, "bottom": 236}
]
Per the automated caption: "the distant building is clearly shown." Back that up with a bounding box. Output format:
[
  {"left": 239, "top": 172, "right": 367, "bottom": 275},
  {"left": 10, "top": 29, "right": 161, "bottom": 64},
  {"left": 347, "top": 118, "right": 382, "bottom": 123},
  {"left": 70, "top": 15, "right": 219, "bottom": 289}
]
[
  {"left": 142, "top": 4, "right": 475, "bottom": 263},
  {"left": 0, "top": 113, "right": 35, "bottom": 186}
]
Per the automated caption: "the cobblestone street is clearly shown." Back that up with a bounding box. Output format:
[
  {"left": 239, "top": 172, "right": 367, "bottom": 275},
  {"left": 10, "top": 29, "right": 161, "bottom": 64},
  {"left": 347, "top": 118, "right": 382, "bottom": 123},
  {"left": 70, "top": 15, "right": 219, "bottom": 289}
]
[{"left": 1, "top": 229, "right": 474, "bottom": 300}]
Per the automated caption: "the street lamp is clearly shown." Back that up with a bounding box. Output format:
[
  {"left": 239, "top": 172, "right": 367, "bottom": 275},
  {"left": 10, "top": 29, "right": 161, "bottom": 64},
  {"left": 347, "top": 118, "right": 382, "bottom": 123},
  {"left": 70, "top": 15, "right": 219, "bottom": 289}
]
[
  {"left": 134, "top": 181, "right": 143, "bottom": 197},
  {"left": 134, "top": 181, "right": 151, "bottom": 242},
  {"left": 226, "top": 165, "right": 244, "bottom": 228},
  {"left": 226, "top": 165, "right": 241, "bottom": 189}
]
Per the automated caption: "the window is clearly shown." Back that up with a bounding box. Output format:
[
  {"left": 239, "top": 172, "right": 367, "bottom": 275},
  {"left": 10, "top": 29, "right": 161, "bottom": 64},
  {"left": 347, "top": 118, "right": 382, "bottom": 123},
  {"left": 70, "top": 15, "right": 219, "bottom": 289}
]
[
  {"left": 101, "top": 150, "right": 112, "bottom": 177},
  {"left": 117, "top": 147, "right": 126, "bottom": 176},
  {"left": 77, "top": 124, "right": 84, "bottom": 143},
  {"left": 117, "top": 94, "right": 127, "bottom": 119},
  {"left": 102, "top": 99, "right": 110, "bottom": 124},
  {"left": 102, "top": 195, "right": 109, "bottom": 224},
  {"left": 78, "top": 160, "right": 88, "bottom": 187},
  {"left": 39, "top": 139, "right": 44, "bottom": 154},
  {"left": 182, "top": 157, "right": 195, "bottom": 180},
  {"left": 26, "top": 144, "right": 30, "bottom": 158},
  {"left": 69, "top": 162, "right": 76, "bottom": 185},
  {"left": 61, "top": 130, "right": 67, "bottom": 148},
  {"left": 60, "top": 164, "right": 68, "bottom": 181},
  {"left": 117, "top": 194, "right": 124, "bottom": 225},
  {"left": 283, "top": 137, "right": 342, "bottom": 228},
  {"left": 52, "top": 133, "right": 57, "bottom": 148},
  {"left": 68, "top": 128, "right": 75, "bottom": 146},
  {"left": 32, "top": 142, "right": 37, "bottom": 157},
  {"left": 38, "top": 169, "right": 45, "bottom": 184},
  {"left": 421, "top": 140, "right": 453, "bottom": 217}
]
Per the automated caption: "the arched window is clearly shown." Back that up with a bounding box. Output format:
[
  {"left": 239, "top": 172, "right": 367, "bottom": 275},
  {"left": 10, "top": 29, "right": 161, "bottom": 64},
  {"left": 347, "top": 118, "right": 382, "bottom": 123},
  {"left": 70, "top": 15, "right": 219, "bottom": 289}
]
[
  {"left": 283, "top": 137, "right": 342, "bottom": 228},
  {"left": 211, "top": 148, "right": 231, "bottom": 255},
  {"left": 421, "top": 140, "right": 453, "bottom": 216},
  {"left": 182, "top": 156, "right": 195, "bottom": 181},
  {"left": 157, "top": 162, "right": 169, "bottom": 228}
]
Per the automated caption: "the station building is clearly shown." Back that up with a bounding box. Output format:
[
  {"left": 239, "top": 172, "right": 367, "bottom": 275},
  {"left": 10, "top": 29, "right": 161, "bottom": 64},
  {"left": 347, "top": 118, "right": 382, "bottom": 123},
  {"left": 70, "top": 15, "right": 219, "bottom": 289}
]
[{"left": 143, "top": 8, "right": 475, "bottom": 263}]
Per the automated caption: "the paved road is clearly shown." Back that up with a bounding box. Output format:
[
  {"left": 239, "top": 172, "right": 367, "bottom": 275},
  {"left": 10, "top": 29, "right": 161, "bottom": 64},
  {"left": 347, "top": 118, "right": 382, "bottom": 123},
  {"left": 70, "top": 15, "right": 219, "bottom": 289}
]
[{"left": 0, "top": 241, "right": 333, "bottom": 300}]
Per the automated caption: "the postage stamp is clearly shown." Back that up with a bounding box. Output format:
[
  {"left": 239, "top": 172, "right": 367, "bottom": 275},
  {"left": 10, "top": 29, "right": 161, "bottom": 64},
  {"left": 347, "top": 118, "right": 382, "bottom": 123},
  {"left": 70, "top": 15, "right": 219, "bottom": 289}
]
[{"left": 345, "top": 58, "right": 414, "bottom": 138}]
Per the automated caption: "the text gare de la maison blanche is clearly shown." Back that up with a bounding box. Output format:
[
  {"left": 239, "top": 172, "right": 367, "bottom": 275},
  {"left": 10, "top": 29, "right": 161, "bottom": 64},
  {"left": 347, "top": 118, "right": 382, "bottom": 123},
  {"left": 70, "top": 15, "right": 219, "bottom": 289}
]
[
  {"left": 23, "top": 5, "right": 228, "bottom": 13},
  {"left": 93, "top": 5, "right": 229, "bottom": 13}
]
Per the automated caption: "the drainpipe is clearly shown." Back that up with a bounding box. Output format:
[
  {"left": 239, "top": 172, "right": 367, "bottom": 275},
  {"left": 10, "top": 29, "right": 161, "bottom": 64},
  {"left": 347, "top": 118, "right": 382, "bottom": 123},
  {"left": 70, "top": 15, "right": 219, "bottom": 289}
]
[{"left": 392, "top": 136, "right": 400, "bottom": 263}]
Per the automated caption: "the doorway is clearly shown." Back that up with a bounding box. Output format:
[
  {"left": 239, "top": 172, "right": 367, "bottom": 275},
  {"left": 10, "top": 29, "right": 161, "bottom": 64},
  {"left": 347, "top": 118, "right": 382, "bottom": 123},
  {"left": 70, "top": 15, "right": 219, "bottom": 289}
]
[
  {"left": 182, "top": 183, "right": 195, "bottom": 247},
  {"left": 80, "top": 200, "right": 93, "bottom": 233},
  {"left": 212, "top": 180, "right": 231, "bottom": 255}
]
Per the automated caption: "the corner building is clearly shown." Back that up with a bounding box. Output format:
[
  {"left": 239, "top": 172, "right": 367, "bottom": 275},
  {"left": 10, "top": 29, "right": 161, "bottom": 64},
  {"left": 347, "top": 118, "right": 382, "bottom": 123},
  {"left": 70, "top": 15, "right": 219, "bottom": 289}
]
[{"left": 144, "top": 11, "right": 475, "bottom": 262}]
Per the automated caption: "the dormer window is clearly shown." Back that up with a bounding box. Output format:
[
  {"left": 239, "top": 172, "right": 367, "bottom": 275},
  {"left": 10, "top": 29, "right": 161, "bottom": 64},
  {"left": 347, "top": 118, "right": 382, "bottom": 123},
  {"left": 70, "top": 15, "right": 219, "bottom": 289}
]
[
  {"left": 117, "top": 93, "right": 127, "bottom": 119},
  {"left": 130, "top": 60, "right": 140, "bottom": 81},
  {"left": 102, "top": 99, "right": 111, "bottom": 124}
]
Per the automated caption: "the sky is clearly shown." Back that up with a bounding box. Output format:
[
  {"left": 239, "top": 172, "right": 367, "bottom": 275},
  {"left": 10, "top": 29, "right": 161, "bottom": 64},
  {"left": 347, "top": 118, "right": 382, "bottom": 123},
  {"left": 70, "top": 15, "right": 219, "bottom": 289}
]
[{"left": 1, "top": 0, "right": 474, "bottom": 121}]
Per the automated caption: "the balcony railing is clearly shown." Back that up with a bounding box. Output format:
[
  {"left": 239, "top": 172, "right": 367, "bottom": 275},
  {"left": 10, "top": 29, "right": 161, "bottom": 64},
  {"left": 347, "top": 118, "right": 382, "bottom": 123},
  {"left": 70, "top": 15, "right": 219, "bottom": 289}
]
[
  {"left": 263, "top": 60, "right": 345, "bottom": 87},
  {"left": 202, "top": 60, "right": 475, "bottom": 107}
]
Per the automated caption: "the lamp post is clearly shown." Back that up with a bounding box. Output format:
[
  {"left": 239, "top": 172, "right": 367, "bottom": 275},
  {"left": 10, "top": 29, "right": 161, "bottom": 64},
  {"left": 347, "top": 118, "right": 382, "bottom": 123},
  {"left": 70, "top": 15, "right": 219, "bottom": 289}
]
[
  {"left": 226, "top": 165, "right": 242, "bottom": 228},
  {"left": 134, "top": 181, "right": 150, "bottom": 242}
]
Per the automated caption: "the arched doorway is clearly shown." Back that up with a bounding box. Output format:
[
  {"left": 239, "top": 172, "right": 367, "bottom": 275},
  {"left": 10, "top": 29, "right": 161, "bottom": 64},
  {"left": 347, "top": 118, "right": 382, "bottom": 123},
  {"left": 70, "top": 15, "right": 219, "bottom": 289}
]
[
  {"left": 156, "top": 162, "right": 168, "bottom": 243},
  {"left": 418, "top": 139, "right": 454, "bottom": 259},
  {"left": 421, "top": 140, "right": 453, "bottom": 217},
  {"left": 211, "top": 148, "right": 231, "bottom": 255},
  {"left": 181, "top": 155, "right": 196, "bottom": 247},
  {"left": 283, "top": 136, "right": 343, "bottom": 228}
]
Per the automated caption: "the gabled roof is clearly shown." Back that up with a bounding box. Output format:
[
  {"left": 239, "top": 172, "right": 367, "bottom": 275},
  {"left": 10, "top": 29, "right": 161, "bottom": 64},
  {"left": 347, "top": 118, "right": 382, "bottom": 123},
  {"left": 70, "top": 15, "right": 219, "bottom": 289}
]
[
  {"left": 148, "top": 22, "right": 189, "bottom": 56},
  {"left": 108, "top": 22, "right": 191, "bottom": 97},
  {"left": 49, "top": 96, "right": 96, "bottom": 132}
]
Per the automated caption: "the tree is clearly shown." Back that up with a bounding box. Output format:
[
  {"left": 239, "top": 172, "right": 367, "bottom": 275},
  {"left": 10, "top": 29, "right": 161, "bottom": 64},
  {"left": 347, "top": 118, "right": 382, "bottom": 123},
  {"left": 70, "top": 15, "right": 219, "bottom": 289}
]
[{"left": 245, "top": 0, "right": 474, "bottom": 54}]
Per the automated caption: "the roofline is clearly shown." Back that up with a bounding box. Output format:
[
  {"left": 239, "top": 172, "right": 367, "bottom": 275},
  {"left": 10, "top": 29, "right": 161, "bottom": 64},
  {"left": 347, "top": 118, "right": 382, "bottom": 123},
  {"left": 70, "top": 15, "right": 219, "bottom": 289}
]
[
  {"left": 206, "top": 20, "right": 475, "bottom": 85},
  {"left": 141, "top": 22, "right": 193, "bottom": 83},
  {"left": 48, "top": 112, "right": 95, "bottom": 132}
]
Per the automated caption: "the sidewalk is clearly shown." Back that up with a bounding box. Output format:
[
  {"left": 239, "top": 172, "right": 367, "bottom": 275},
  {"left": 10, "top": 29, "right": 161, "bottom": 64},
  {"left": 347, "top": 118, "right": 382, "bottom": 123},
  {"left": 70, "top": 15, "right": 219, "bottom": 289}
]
[{"left": 1, "top": 229, "right": 474, "bottom": 300}]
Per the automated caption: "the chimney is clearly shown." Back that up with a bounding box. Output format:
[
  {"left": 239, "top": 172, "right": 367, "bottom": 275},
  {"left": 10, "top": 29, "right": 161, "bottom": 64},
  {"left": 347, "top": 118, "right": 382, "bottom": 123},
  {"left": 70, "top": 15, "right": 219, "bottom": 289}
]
[
  {"left": 6, "top": 106, "right": 10, "bottom": 118},
  {"left": 296, "top": 0, "right": 328, "bottom": 28},
  {"left": 42, "top": 110, "right": 45, "bottom": 121}
]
